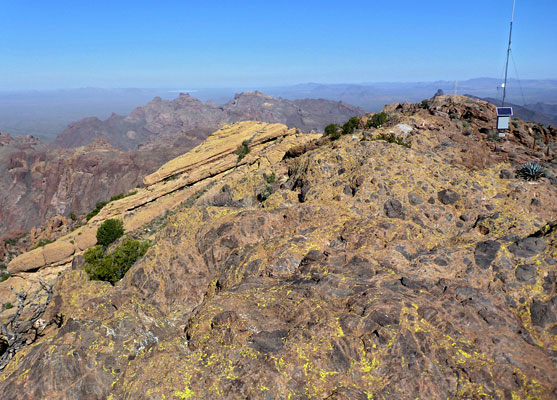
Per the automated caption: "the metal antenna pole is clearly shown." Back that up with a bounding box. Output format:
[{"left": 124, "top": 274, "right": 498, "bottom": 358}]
[{"left": 502, "top": 0, "right": 516, "bottom": 107}]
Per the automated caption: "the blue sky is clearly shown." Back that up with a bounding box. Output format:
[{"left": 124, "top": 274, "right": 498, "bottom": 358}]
[{"left": 1, "top": 0, "right": 556, "bottom": 89}]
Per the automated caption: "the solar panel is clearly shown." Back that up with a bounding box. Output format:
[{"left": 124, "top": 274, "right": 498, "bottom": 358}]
[{"left": 497, "top": 107, "right": 513, "bottom": 117}]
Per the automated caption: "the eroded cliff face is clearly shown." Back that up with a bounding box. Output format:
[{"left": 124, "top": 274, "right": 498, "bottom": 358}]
[
  {"left": 1, "top": 97, "right": 556, "bottom": 399},
  {"left": 0, "top": 135, "right": 202, "bottom": 239}
]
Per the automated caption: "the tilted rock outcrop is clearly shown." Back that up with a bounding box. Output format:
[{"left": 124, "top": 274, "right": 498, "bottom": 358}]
[
  {"left": 0, "top": 134, "right": 203, "bottom": 239},
  {"left": 1, "top": 97, "right": 556, "bottom": 399}
]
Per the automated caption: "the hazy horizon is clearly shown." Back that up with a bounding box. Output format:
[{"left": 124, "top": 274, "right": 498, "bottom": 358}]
[{"left": 2, "top": 77, "right": 557, "bottom": 94}]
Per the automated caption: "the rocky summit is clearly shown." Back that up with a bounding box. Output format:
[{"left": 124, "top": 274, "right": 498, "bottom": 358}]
[{"left": 0, "top": 96, "right": 556, "bottom": 399}]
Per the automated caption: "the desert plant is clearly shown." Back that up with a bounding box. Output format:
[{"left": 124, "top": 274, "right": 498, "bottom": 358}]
[
  {"left": 0, "top": 273, "right": 10, "bottom": 283},
  {"left": 86, "top": 201, "right": 108, "bottom": 221},
  {"left": 96, "top": 219, "right": 124, "bottom": 247},
  {"left": 324, "top": 123, "right": 342, "bottom": 140},
  {"left": 109, "top": 191, "right": 137, "bottom": 202},
  {"left": 364, "top": 133, "right": 411, "bottom": 148},
  {"left": 84, "top": 238, "right": 150, "bottom": 284},
  {"left": 264, "top": 172, "right": 276, "bottom": 184},
  {"left": 366, "top": 112, "right": 389, "bottom": 129},
  {"left": 4, "top": 302, "right": 13, "bottom": 310},
  {"left": 257, "top": 184, "right": 273, "bottom": 202},
  {"left": 31, "top": 238, "right": 54, "bottom": 250},
  {"left": 236, "top": 140, "right": 251, "bottom": 161},
  {"left": 516, "top": 162, "right": 545, "bottom": 181},
  {"left": 342, "top": 117, "right": 360, "bottom": 135},
  {"left": 324, "top": 123, "right": 339, "bottom": 136},
  {"left": 69, "top": 212, "right": 77, "bottom": 221}
]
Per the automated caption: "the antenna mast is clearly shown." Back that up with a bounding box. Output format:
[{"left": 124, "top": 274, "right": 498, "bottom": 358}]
[{"left": 502, "top": 0, "right": 516, "bottom": 107}]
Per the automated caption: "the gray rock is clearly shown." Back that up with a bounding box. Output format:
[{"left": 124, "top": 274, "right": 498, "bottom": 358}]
[
  {"left": 530, "top": 299, "right": 555, "bottom": 327},
  {"left": 515, "top": 264, "right": 537, "bottom": 284},
  {"left": 384, "top": 199, "right": 405, "bottom": 219},
  {"left": 499, "top": 169, "right": 514, "bottom": 179},
  {"left": 474, "top": 240, "right": 501, "bottom": 269},
  {"left": 250, "top": 330, "right": 288, "bottom": 354},
  {"left": 437, "top": 189, "right": 460, "bottom": 205},
  {"left": 509, "top": 237, "right": 546, "bottom": 258},
  {"left": 408, "top": 192, "right": 423, "bottom": 205}
]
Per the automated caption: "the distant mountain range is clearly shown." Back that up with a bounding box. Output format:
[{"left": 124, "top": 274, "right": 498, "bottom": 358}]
[
  {"left": 1, "top": 78, "right": 556, "bottom": 140},
  {"left": 265, "top": 78, "right": 557, "bottom": 113},
  {"left": 53, "top": 91, "right": 363, "bottom": 151}
]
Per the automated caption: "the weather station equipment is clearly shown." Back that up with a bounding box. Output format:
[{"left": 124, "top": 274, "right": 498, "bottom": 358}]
[
  {"left": 497, "top": 106, "right": 513, "bottom": 130},
  {"left": 497, "top": 0, "right": 516, "bottom": 131}
]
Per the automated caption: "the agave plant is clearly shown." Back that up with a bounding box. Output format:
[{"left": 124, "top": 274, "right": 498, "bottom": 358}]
[{"left": 516, "top": 162, "right": 545, "bottom": 181}]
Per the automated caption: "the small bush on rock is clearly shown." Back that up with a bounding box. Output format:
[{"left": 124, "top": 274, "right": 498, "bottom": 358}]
[
  {"left": 342, "top": 117, "right": 360, "bottom": 135},
  {"left": 324, "top": 124, "right": 341, "bottom": 140},
  {"left": 264, "top": 172, "right": 276, "bottom": 184},
  {"left": 364, "top": 133, "right": 411, "bottom": 148},
  {"left": 236, "top": 140, "right": 251, "bottom": 161},
  {"left": 31, "top": 238, "right": 54, "bottom": 250},
  {"left": 86, "top": 201, "right": 108, "bottom": 221},
  {"left": 96, "top": 219, "right": 124, "bottom": 247},
  {"left": 84, "top": 238, "right": 150, "bottom": 284},
  {"left": 366, "top": 112, "right": 389, "bottom": 129}
]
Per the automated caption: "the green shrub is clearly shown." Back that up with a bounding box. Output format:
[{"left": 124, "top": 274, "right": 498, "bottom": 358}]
[
  {"left": 110, "top": 193, "right": 125, "bottom": 202},
  {"left": 96, "top": 219, "right": 124, "bottom": 247},
  {"left": 4, "top": 302, "right": 13, "bottom": 310},
  {"left": 257, "top": 184, "right": 273, "bottom": 202},
  {"left": 109, "top": 190, "right": 137, "bottom": 202},
  {"left": 330, "top": 130, "right": 341, "bottom": 140},
  {"left": 235, "top": 140, "right": 251, "bottom": 161},
  {"left": 342, "top": 117, "right": 360, "bottom": 135},
  {"left": 86, "top": 201, "right": 108, "bottom": 221},
  {"left": 31, "top": 238, "right": 54, "bottom": 250},
  {"left": 324, "top": 123, "right": 339, "bottom": 136},
  {"left": 366, "top": 112, "right": 389, "bottom": 129},
  {"left": 84, "top": 238, "right": 150, "bottom": 284},
  {"left": 0, "top": 273, "right": 10, "bottom": 282},
  {"left": 486, "top": 130, "right": 500, "bottom": 142},
  {"left": 69, "top": 212, "right": 77, "bottom": 221},
  {"left": 364, "top": 133, "right": 411, "bottom": 148},
  {"left": 4, "top": 237, "right": 19, "bottom": 246},
  {"left": 264, "top": 172, "right": 276, "bottom": 184}
]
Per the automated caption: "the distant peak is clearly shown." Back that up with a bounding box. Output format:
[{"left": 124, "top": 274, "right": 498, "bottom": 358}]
[{"left": 235, "top": 91, "right": 273, "bottom": 99}]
